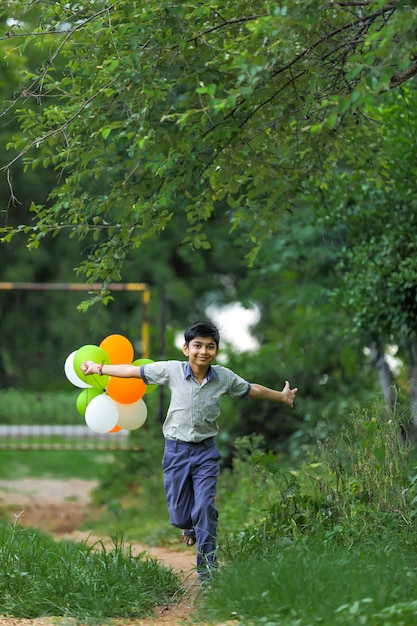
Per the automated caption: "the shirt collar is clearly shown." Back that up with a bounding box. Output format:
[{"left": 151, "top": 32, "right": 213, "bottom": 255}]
[{"left": 184, "top": 363, "right": 218, "bottom": 381}]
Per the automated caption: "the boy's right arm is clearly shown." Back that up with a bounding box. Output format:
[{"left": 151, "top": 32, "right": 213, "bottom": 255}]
[{"left": 81, "top": 361, "right": 142, "bottom": 378}]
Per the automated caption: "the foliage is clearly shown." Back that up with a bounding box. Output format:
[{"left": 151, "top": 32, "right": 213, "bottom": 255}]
[
  {"left": 315, "top": 86, "right": 417, "bottom": 344},
  {"left": 223, "top": 396, "right": 413, "bottom": 558},
  {"left": 194, "top": 397, "right": 417, "bottom": 624},
  {"left": 0, "top": 1, "right": 412, "bottom": 452},
  {"left": 221, "top": 206, "right": 381, "bottom": 450},
  {"left": 0, "top": 522, "right": 181, "bottom": 623},
  {"left": 1, "top": 1, "right": 417, "bottom": 288},
  {"left": 0, "top": 286, "right": 149, "bottom": 389}
]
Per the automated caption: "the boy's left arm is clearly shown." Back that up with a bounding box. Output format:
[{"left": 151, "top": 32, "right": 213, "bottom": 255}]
[{"left": 248, "top": 380, "right": 297, "bottom": 407}]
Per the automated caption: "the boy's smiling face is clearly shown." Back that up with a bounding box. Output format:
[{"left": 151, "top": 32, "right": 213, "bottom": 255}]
[{"left": 183, "top": 335, "right": 218, "bottom": 370}]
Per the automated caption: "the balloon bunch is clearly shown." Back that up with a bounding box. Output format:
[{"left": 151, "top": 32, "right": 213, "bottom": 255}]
[{"left": 64, "top": 334, "right": 157, "bottom": 434}]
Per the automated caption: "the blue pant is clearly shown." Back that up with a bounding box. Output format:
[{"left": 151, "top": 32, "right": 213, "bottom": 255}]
[{"left": 162, "top": 437, "right": 221, "bottom": 576}]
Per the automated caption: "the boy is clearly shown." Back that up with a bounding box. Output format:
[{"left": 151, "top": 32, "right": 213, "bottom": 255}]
[{"left": 81, "top": 320, "right": 297, "bottom": 581}]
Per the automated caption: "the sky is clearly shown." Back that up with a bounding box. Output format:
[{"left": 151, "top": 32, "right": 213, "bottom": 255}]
[
  {"left": 206, "top": 303, "right": 260, "bottom": 352},
  {"left": 174, "top": 302, "right": 260, "bottom": 354}
]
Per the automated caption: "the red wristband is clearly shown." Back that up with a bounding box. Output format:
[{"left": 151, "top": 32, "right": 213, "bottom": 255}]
[{"left": 97, "top": 364, "right": 104, "bottom": 376}]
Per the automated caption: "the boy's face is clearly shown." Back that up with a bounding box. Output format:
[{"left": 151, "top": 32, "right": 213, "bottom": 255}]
[{"left": 183, "top": 335, "right": 218, "bottom": 368}]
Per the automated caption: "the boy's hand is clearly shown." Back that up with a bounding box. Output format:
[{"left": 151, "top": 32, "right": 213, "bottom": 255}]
[
  {"left": 81, "top": 360, "right": 98, "bottom": 375},
  {"left": 282, "top": 380, "right": 298, "bottom": 407}
]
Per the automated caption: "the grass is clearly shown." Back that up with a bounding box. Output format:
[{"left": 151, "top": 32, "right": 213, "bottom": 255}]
[
  {"left": 2, "top": 394, "right": 417, "bottom": 625},
  {"left": 191, "top": 401, "right": 417, "bottom": 626},
  {"left": 197, "top": 538, "right": 417, "bottom": 625},
  {"left": 0, "top": 522, "right": 182, "bottom": 624},
  {"left": 0, "top": 440, "right": 185, "bottom": 623},
  {"left": 0, "top": 449, "right": 112, "bottom": 480}
]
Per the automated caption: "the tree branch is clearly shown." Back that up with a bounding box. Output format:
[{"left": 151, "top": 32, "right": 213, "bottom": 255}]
[
  {"left": 0, "top": 3, "right": 117, "bottom": 118},
  {"left": 202, "top": 1, "right": 399, "bottom": 138},
  {"left": 0, "top": 80, "right": 115, "bottom": 173},
  {"left": 389, "top": 59, "right": 417, "bottom": 89}
]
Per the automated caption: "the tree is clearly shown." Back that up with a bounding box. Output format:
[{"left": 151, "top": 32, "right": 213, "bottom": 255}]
[
  {"left": 1, "top": 1, "right": 417, "bottom": 294},
  {"left": 2, "top": 1, "right": 417, "bottom": 449},
  {"left": 313, "top": 85, "right": 417, "bottom": 439},
  {"left": 220, "top": 205, "right": 381, "bottom": 454}
]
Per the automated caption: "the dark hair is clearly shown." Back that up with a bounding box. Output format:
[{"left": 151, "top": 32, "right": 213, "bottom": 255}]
[{"left": 184, "top": 321, "right": 220, "bottom": 348}]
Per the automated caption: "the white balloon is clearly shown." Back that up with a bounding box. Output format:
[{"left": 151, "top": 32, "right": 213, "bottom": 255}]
[
  {"left": 117, "top": 398, "right": 148, "bottom": 430},
  {"left": 64, "top": 350, "right": 92, "bottom": 389},
  {"left": 85, "top": 394, "right": 119, "bottom": 433}
]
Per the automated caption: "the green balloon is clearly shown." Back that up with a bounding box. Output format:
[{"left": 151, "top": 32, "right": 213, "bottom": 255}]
[
  {"left": 76, "top": 388, "right": 103, "bottom": 417},
  {"left": 133, "top": 358, "right": 158, "bottom": 394},
  {"left": 74, "top": 344, "right": 111, "bottom": 390}
]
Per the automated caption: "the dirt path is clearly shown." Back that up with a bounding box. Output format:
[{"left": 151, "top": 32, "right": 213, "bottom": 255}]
[{"left": 0, "top": 479, "right": 203, "bottom": 626}]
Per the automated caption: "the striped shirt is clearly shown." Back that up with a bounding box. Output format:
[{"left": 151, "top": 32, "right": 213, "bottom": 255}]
[{"left": 140, "top": 360, "right": 251, "bottom": 442}]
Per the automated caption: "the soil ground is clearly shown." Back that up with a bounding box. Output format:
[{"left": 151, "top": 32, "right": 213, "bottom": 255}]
[{"left": 0, "top": 479, "right": 212, "bottom": 626}]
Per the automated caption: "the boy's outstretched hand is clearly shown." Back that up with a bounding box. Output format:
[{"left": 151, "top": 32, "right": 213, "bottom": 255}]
[
  {"left": 248, "top": 380, "right": 298, "bottom": 405},
  {"left": 282, "top": 380, "right": 298, "bottom": 407},
  {"left": 81, "top": 360, "right": 98, "bottom": 375}
]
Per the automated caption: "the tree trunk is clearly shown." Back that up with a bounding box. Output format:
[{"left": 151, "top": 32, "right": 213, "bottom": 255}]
[
  {"left": 369, "top": 342, "right": 395, "bottom": 410},
  {"left": 407, "top": 339, "right": 417, "bottom": 444}
]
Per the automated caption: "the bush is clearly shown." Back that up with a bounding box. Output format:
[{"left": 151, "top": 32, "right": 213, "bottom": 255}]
[
  {"left": 222, "top": 399, "right": 414, "bottom": 557},
  {"left": 196, "top": 398, "right": 417, "bottom": 625}
]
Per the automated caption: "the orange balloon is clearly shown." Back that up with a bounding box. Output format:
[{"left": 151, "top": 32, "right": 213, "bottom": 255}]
[
  {"left": 100, "top": 334, "right": 134, "bottom": 364},
  {"left": 106, "top": 376, "right": 146, "bottom": 404},
  {"left": 109, "top": 425, "right": 122, "bottom": 433}
]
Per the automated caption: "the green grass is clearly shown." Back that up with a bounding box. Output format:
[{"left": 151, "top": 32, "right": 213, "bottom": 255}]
[
  {"left": 192, "top": 402, "right": 417, "bottom": 626},
  {"left": 0, "top": 522, "right": 181, "bottom": 624},
  {"left": 2, "top": 395, "right": 417, "bottom": 626},
  {"left": 197, "top": 538, "right": 417, "bottom": 625},
  {"left": 0, "top": 449, "right": 112, "bottom": 480},
  {"left": 0, "top": 434, "right": 185, "bottom": 624}
]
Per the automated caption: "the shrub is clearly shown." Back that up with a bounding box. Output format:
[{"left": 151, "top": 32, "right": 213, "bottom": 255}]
[{"left": 222, "top": 397, "right": 415, "bottom": 556}]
